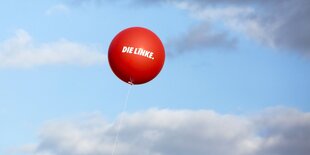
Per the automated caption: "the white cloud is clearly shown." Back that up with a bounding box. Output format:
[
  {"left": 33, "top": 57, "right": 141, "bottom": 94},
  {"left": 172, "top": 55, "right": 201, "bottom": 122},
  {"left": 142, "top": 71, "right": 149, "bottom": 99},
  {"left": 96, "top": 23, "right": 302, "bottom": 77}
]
[
  {"left": 0, "top": 29, "right": 105, "bottom": 68},
  {"left": 15, "top": 107, "right": 310, "bottom": 155},
  {"left": 45, "top": 4, "right": 70, "bottom": 15}
]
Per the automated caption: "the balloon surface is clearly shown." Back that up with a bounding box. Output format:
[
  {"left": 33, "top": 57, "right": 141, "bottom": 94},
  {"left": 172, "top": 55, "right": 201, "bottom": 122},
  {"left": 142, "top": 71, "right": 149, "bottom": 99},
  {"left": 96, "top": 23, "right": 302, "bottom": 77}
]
[{"left": 108, "top": 27, "right": 165, "bottom": 85}]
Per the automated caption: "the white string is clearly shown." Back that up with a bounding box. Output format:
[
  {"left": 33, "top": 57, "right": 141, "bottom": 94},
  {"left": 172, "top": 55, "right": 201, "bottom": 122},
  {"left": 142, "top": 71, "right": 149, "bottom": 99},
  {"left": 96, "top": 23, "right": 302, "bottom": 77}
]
[{"left": 111, "top": 84, "right": 133, "bottom": 155}]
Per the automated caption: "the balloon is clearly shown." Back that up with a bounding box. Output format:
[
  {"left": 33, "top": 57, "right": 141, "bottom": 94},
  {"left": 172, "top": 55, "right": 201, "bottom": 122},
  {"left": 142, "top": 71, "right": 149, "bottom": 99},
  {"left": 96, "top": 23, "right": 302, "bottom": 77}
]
[{"left": 108, "top": 27, "right": 165, "bottom": 85}]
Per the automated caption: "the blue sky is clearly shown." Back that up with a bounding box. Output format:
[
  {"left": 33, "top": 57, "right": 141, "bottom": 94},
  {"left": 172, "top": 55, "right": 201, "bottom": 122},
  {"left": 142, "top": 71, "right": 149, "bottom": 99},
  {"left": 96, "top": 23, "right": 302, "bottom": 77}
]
[{"left": 1, "top": 0, "right": 310, "bottom": 155}]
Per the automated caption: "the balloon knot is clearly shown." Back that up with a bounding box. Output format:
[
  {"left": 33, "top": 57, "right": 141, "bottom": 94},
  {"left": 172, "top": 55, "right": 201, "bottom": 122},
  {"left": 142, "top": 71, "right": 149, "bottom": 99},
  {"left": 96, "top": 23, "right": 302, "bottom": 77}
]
[{"left": 128, "top": 81, "right": 134, "bottom": 85}]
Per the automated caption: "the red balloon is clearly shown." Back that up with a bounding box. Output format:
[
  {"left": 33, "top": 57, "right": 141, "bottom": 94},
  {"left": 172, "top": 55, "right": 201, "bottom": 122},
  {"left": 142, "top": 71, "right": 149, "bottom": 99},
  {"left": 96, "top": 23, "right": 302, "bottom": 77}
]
[{"left": 108, "top": 27, "right": 165, "bottom": 85}]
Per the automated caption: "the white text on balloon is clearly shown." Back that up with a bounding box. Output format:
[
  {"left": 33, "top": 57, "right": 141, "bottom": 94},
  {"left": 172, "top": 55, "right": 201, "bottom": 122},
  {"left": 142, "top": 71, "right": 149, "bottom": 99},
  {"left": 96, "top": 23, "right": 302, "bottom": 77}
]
[{"left": 122, "top": 46, "right": 154, "bottom": 60}]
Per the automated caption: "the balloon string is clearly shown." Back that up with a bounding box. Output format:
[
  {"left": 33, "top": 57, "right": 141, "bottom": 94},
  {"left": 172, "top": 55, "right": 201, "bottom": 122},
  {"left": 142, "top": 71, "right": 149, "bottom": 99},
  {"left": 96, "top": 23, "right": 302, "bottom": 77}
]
[{"left": 112, "top": 84, "right": 133, "bottom": 155}]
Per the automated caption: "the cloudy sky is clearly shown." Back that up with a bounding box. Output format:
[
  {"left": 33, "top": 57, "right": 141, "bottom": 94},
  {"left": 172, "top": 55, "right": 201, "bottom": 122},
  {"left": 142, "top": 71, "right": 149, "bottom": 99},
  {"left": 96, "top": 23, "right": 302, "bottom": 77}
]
[{"left": 1, "top": 0, "right": 310, "bottom": 155}]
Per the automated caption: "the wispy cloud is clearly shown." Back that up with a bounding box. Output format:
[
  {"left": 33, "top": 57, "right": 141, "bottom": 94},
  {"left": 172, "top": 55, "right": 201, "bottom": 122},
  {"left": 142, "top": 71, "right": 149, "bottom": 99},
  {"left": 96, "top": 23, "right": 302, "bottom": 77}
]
[
  {"left": 14, "top": 107, "right": 310, "bottom": 155},
  {"left": 0, "top": 29, "right": 105, "bottom": 68},
  {"left": 170, "top": 0, "right": 310, "bottom": 54},
  {"left": 45, "top": 4, "right": 70, "bottom": 15},
  {"left": 168, "top": 23, "right": 237, "bottom": 55},
  {"left": 69, "top": 0, "right": 105, "bottom": 6}
]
